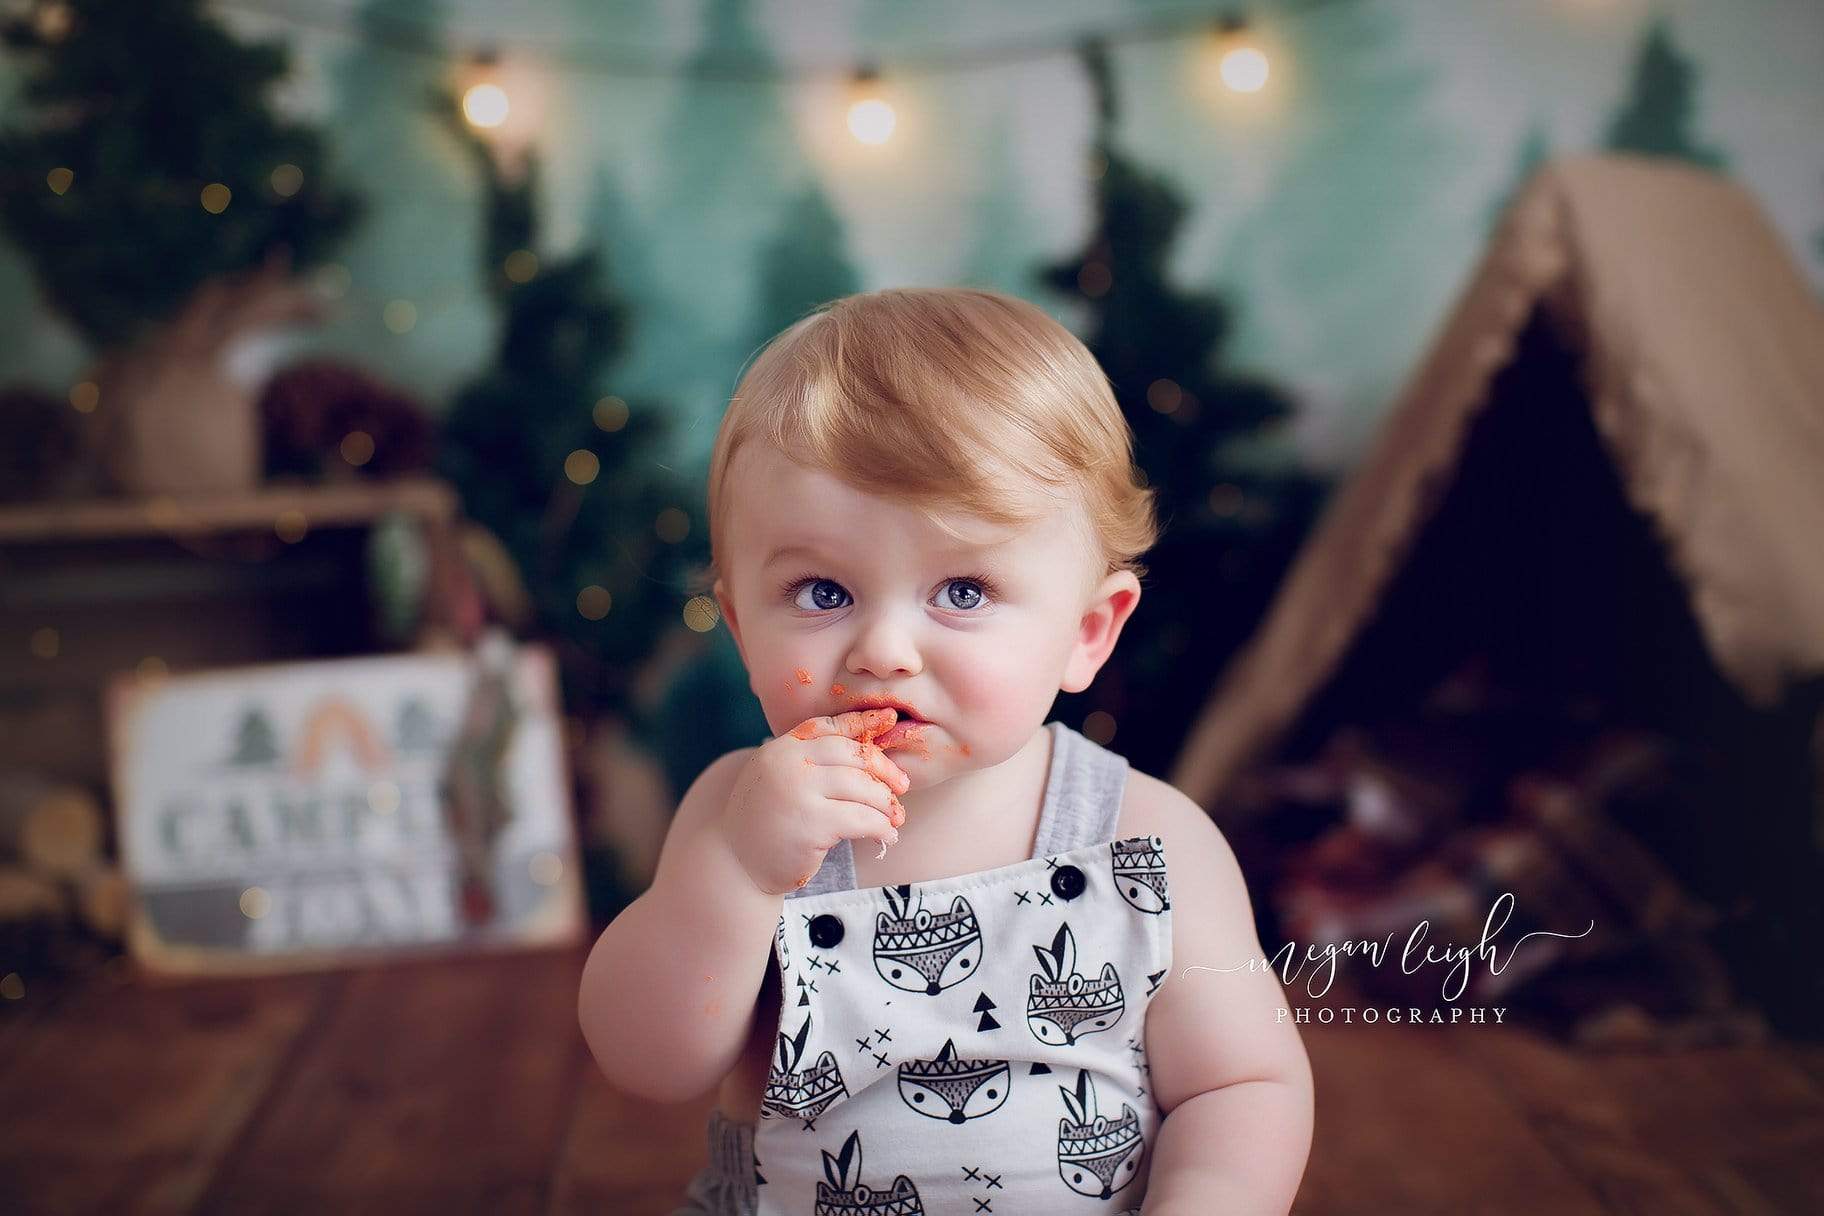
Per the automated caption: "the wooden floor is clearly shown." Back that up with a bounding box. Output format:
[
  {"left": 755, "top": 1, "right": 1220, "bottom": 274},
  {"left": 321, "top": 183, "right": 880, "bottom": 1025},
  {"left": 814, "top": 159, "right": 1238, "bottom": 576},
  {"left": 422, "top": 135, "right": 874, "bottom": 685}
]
[{"left": 3, "top": 943, "right": 1821, "bottom": 1214}]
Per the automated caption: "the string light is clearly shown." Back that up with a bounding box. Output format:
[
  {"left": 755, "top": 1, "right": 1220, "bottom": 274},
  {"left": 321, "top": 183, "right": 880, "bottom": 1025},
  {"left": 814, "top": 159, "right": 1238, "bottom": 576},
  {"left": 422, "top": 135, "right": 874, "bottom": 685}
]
[
  {"left": 503, "top": 248, "right": 539, "bottom": 283},
  {"left": 845, "top": 64, "right": 896, "bottom": 146},
  {"left": 682, "top": 596, "right": 719, "bottom": 632},
  {"left": 564, "top": 449, "right": 601, "bottom": 485},
  {"left": 46, "top": 167, "right": 72, "bottom": 195},
  {"left": 1083, "top": 711, "right": 1117, "bottom": 745},
  {"left": 274, "top": 510, "right": 309, "bottom": 542},
  {"left": 654, "top": 507, "right": 690, "bottom": 543},
  {"left": 462, "top": 50, "right": 511, "bottom": 129},
  {"left": 592, "top": 395, "right": 629, "bottom": 432},
  {"left": 576, "top": 585, "right": 612, "bottom": 620},
  {"left": 1210, "top": 14, "right": 1271, "bottom": 95},
  {"left": 218, "top": 0, "right": 1353, "bottom": 81},
  {"left": 382, "top": 299, "right": 417, "bottom": 333},
  {"left": 339, "top": 430, "right": 375, "bottom": 466}
]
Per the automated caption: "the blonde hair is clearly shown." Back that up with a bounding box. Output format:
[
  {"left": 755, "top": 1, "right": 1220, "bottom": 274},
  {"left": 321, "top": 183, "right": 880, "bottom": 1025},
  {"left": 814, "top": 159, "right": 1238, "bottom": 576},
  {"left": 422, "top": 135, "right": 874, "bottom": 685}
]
[{"left": 707, "top": 288, "right": 1158, "bottom": 593}]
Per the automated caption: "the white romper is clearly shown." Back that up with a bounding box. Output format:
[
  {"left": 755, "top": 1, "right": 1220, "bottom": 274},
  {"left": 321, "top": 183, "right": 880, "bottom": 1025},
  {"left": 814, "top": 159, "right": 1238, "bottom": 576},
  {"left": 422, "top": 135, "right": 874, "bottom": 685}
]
[{"left": 673, "top": 720, "right": 1174, "bottom": 1216}]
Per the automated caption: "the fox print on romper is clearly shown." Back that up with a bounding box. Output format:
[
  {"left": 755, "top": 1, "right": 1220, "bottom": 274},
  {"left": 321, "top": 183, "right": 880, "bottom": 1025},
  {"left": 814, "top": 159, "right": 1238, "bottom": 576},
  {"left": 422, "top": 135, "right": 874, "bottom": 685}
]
[
  {"left": 761, "top": 1013, "right": 848, "bottom": 1124},
  {"left": 815, "top": 1130, "right": 925, "bottom": 1216},
  {"left": 1027, "top": 922, "right": 1126, "bottom": 1045},
  {"left": 872, "top": 884, "right": 983, "bottom": 996},
  {"left": 1110, "top": 836, "right": 1170, "bottom": 914},
  {"left": 1057, "top": 1068, "right": 1145, "bottom": 1201},
  {"left": 896, "top": 1038, "right": 1012, "bottom": 1124}
]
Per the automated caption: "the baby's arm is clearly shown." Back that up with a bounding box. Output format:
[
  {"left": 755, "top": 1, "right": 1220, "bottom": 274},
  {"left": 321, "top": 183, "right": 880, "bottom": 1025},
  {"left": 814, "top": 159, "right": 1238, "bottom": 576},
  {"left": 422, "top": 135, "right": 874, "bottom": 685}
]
[
  {"left": 577, "top": 747, "right": 778, "bottom": 1103},
  {"left": 1127, "top": 776, "right": 1314, "bottom": 1215},
  {"left": 578, "top": 711, "right": 907, "bottom": 1104}
]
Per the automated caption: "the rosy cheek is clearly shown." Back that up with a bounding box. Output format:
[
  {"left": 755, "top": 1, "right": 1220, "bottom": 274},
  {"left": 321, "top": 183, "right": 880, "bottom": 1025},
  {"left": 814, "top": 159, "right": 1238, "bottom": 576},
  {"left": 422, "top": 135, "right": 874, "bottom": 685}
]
[{"left": 945, "top": 641, "right": 1047, "bottom": 738}]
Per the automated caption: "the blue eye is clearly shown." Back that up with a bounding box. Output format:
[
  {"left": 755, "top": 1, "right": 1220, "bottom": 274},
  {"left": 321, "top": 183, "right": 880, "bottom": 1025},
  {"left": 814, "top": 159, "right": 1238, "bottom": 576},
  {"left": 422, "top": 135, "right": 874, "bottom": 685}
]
[
  {"left": 936, "top": 579, "right": 988, "bottom": 611},
  {"left": 788, "top": 578, "right": 850, "bottom": 611}
]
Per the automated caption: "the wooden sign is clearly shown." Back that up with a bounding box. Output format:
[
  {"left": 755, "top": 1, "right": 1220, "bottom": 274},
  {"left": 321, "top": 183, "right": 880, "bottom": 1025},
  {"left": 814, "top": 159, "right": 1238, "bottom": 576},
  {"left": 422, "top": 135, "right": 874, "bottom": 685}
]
[{"left": 107, "top": 642, "right": 585, "bottom": 975}]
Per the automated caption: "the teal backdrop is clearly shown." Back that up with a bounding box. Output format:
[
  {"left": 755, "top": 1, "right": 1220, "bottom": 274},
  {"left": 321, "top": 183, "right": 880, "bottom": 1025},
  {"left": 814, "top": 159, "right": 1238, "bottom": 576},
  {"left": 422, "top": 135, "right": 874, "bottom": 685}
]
[{"left": 3, "top": 0, "right": 1821, "bottom": 477}]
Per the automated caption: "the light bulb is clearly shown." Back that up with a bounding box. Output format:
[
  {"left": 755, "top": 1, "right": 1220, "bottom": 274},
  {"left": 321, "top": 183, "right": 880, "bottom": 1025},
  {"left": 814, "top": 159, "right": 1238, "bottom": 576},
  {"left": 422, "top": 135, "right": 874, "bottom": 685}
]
[
  {"left": 463, "top": 82, "right": 510, "bottom": 129},
  {"left": 847, "top": 97, "right": 896, "bottom": 145},
  {"left": 1219, "top": 44, "right": 1270, "bottom": 94}
]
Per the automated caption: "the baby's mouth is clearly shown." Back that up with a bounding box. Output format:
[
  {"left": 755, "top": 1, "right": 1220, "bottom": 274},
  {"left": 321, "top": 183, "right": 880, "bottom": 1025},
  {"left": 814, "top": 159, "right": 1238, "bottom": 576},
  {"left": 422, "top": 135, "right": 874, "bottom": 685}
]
[
  {"left": 875, "top": 716, "right": 929, "bottom": 751},
  {"left": 847, "top": 698, "right": 932, "bottom": 750}
]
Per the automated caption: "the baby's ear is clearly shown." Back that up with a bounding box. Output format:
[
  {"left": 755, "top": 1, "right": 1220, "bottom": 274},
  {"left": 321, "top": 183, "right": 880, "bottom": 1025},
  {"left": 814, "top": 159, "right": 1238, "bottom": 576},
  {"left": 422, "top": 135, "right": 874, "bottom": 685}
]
[
  {"left": 712, "top": 577, "right": 746, "bottom": 661},
  {"left": 1060, "top": 569, "right": 1141, "bottom": 695}
]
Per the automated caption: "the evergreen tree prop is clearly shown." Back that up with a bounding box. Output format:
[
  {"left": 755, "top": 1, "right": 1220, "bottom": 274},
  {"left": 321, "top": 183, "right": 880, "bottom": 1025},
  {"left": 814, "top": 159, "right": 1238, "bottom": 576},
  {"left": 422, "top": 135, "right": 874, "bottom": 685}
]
[
  {"left": 323, "top": 0, "right": 485, "bottom": 393},
  {"left": 618, "top": 0, "right": 807, "bottom": 467},
  {"left": 1214, "top": 0, "right": 1458, "bottom": 446},
  {"left": 745, "top": 183, "right": 862, "bottom": 372},
  {"left": 432, "top": 98, "right": 708, "bottom": 727},
  {"left": 0, "top": 0, "right": 360, "bottom": 349},
  {"left": 1040, "top": 39, "right": 1327, "bottom": 779},
  {"left": 1602, "top": 15, "right": 1727, "bottom": 171}
]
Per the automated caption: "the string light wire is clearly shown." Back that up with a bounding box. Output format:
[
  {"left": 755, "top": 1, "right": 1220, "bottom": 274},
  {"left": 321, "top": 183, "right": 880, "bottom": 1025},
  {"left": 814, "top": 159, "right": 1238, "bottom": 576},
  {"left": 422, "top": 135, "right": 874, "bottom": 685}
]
[{"left": 215, "top": 0, "right": 1357, "bottom": 81}]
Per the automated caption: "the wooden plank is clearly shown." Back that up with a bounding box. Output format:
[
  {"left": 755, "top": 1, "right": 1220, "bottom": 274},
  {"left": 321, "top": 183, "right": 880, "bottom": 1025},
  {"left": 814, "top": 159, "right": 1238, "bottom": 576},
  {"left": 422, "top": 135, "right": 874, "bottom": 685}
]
[
  {"left": 1455, "top": 1027, "right": 1734, "bottom": 1215},
  {"left": 0, "top": 476, "right": 456, "bottom": 544},
  {"left": 1587, "top": 1044, "right": 1824, "bottom": 1213},
  {"left": 0, "top": 957, "right": 107, "bottom": 1080},
  {"left": 1290, "top": 1022, "right": 1609, "bottom": 1215},
  {"left": 0, "top": 962, "right": 333, "bottom": 1213},
  {"left": 191, "top": 945, "right": 586, "bottom": 1213},
  {"left": 547, "top": 1074, "right": 716, "bottom": 1216}
]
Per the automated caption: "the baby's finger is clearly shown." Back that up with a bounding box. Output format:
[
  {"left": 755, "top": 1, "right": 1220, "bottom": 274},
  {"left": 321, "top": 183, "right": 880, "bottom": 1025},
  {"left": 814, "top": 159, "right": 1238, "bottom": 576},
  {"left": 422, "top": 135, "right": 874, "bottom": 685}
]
[
  {"left": 854, "top": 739, "right": 912, "bottom": 796},
  {"left": 818, "top": 765, "right": 897, "bottom": 815},
  {"left": 789, "top": 707, "right": 897, "bottom": 744},
  {"left": 823, "top": 799, "right": 899, "bottom": 851},
  {"left": 795, "top": 734, "right": 911, "bottom": 797}
]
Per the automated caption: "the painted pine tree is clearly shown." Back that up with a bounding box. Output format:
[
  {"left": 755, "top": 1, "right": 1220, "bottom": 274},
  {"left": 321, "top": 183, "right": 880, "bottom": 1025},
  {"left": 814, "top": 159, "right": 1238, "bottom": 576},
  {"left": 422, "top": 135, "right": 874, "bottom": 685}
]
[
  {"left": 1215, "top": 0, "right": 1461, "bottom": 463},
  {"left": 1602, "top": 15, "right": 1727, "bottom": 171},
  {"left": 323, "top": 0, "right": 489, "bottom": 397},
  {"left": 746, "top": 183, "right": 862, "bottom": 361},
  {"left": 1040, "top": 38, "right": 1326, "bottom": 779},
  {"left": 616, "top": 0, "right": 808, "bottom": 470}
]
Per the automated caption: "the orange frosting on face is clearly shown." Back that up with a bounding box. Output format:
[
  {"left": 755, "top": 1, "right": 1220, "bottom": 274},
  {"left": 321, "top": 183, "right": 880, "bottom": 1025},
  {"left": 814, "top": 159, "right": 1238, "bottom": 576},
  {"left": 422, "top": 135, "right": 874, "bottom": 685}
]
[
  {"left": 794, "top": 668, "right": 813, "bottom": 685},
  {"left": 877, "top": 720, "right": 931, "bottom": 758},
  {"left": 830, "top": 683, "right": 846, "bottom": 695}
]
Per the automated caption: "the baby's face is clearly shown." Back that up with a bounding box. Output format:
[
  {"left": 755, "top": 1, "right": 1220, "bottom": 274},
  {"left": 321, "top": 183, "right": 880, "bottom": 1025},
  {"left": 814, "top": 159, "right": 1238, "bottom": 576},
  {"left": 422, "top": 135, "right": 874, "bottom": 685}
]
[{"left": 713, "top": 443, "right": 1137, "bottom": 783}]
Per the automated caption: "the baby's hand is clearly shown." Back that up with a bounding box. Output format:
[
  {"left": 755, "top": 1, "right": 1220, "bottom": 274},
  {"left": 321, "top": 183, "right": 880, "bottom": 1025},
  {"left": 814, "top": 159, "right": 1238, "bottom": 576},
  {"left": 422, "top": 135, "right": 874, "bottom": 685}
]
[{"left": 715, "top": 708, "right": 912, "bottom": 897}]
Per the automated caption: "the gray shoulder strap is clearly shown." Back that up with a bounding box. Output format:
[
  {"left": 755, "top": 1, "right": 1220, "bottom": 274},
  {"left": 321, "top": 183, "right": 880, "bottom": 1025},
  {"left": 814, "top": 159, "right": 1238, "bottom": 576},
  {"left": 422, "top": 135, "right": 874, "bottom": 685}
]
[{"left": 1031, "top": 720, "right": 1130, "bottom": 856}]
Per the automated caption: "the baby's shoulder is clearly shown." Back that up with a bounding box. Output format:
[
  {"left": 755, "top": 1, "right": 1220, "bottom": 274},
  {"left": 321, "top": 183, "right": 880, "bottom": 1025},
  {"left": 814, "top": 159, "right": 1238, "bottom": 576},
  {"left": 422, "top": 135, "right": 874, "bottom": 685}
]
[
  {"left": 650, "top": 745, "right": 759, "bottom": 877},
  {"left": 1114, "top": 767, "right": 1216, "bottom": 849},
  {"left": 1115, "top": 769, "right": 1249, "bottom": 902},
  {"left": 692, "top": 745, "right": 760, "bottom": 819}
]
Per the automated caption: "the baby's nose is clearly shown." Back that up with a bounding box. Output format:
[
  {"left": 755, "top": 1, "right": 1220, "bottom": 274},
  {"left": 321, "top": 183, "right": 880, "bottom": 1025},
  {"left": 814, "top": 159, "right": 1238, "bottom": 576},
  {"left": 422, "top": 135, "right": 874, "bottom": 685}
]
[{"left": 844, "top": 612, "right": 922, "bottom": 678}]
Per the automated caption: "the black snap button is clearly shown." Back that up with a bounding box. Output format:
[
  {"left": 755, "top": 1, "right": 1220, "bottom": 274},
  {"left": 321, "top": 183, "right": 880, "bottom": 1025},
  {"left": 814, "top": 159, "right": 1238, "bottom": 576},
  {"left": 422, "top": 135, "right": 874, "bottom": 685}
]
[
  {"left": 1051, "top": 865, "right": 1087, "bottom": 901},
  {"left": 808, "top": 914, "right": 844, "bottom": 949}
]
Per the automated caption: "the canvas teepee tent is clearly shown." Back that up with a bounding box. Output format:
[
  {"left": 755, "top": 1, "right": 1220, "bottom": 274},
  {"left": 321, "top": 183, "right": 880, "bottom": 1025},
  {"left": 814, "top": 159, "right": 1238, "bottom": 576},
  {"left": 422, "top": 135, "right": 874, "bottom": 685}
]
[{"left": 1172, "top": 154, "right": 1824, "bottom": 811}]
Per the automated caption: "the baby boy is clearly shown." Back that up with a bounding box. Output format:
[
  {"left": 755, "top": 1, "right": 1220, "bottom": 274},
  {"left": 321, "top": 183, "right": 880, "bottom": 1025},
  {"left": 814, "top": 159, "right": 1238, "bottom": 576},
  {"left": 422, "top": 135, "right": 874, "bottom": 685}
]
[{"left": 580, "top": 288, "right": 1312, "bottom": 1214}]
